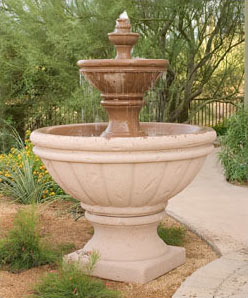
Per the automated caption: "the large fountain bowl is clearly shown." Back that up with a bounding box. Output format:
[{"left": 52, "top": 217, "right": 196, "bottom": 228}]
[
  {"left": 31, "top": 122, "right": 215, "bottom": 217},
  {"left": 31, "top": 121, "right": 216, "bottom": 283}
]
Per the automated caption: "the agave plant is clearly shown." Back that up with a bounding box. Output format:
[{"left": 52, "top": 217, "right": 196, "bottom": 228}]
[
  {"left": 0, "top": 150, "right": 58, "bottom": 204},
  {"left": 0, "top": 127, "right": 69, "bottom": 204}
]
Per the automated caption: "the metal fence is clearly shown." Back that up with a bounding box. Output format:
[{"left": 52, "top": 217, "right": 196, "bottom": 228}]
[
  {"left": 25, "top": 97, "right": 243, "bottom": 130},
  {"left": 189, "top": 97, "right": 243, "bottom": 126},
  {"left": 26, "top": 105, "right": 83, "bottom": 131}
]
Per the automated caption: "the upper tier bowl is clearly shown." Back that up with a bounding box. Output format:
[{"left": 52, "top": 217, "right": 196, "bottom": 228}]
[{"left": 77, "top": 59, "right": 168, "bottom": 96}]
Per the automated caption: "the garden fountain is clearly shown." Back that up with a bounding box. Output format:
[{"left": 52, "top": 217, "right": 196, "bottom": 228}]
[{"left": 31, "top": 13, "right": 216, "bottom": 283}]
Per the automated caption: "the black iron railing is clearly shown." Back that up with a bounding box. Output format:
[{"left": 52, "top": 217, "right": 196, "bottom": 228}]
[
  {"left": 24, "top": 97, "right": 243, "bottom": 131},
  {"left": 189, "top": 97, "right": 243, "bottom": 126}
]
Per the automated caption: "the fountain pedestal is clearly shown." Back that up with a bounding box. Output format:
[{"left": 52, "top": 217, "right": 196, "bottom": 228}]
[
  {"left": 66, "top": 211, "right": 185, "bottom": 283},
  {"left": 31, "top": 122, "right": 215, "bottom": 283}
]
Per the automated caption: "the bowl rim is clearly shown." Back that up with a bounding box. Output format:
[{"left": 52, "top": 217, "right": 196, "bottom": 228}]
[
  {"left": 30, "top": 122, "right": 216, "bottom": 152},
  {"left": 77, "top": 58, "right": 168, "bottom": 69}
]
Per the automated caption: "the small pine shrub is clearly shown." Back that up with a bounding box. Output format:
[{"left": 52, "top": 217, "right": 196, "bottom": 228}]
[
  {"left": 0, "top": 207, "right": 60, "bottom": 272},
  {"left": 0, "top": 130, "right": 68, "bottom": 203},
  {"left": 158, "top": 224, "right": 186, "bottom": 246},
  {"left": 219, "top": 107, "right": 248, "bottom": 183},
  {"left": 32, "top": 262, "right": 122, "bottom": 298}
]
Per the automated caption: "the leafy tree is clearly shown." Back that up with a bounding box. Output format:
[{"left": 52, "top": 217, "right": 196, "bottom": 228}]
[
  {"left": 0, "top": 0, "right": 245, "bottom": 137},
  {"left": 131, "top": 0, "right": 245, "bottom": 122},
  {"left": 0, "top": 0, "right": 124, "bottom": 137}
]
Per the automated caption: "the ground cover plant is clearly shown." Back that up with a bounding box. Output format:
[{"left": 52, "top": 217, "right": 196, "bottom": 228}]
[
  {"left": 0, "top": 130, "right": 67, "bottom": 204},
  {"left": 0, "top": 207, "right": 67, "bottom": 272},
  {"left": 219, "top": 107, "right": 248, "bottom": 184},
  {"left": 32, "top": 259, "right": 121, "bottom": 298},
  {"left": 158, "top": 224, "right": 186, "bottom": 246}
]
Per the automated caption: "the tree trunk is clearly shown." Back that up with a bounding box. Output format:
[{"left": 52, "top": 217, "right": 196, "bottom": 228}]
[{"left": 176, "top": 102, "right": 190, "bottom": 123}]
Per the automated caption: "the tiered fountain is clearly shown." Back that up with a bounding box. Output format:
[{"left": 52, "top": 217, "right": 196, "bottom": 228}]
[{"left": 31, "top": 12, "right": 216, "bottom": 283}]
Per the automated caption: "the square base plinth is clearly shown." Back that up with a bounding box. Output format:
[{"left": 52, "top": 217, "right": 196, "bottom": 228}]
[{"left": 65, "top": 245, "right": 186, "bottom": 284}]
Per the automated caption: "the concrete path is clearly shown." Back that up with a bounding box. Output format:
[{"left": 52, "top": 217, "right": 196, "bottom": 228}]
[
  {"left": 172, "top": 250, "right": 248, "bottom": 298},
  {"left": 167, "top": 149, "right": 248, "bottom": 298}
]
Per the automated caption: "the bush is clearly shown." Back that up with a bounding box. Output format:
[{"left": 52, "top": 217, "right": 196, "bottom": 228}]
[
  {"left": 0, "top": 120, "right": 19, "bottom": 153},
  {"left": 158, "top": 224, "right": 186, "bottom": 246},
  {"left": 0, "top": 207, "right": 59, "bottom": 272},
  {"left": 32, "top": 261, "right": 122, "bottom": 298},
  {"left": 219, "top": 108, "right": 248, "bottom": 183},
  {"left": 212, "top": 120, "right": 228, "bottom": 136},
  {"left": 0, "top": 130, "right": 68, "bottom": 203}
]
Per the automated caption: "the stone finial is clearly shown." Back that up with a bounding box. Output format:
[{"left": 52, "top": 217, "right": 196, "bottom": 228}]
[{"left": 108, "top": 12, "right": 139, "bottom": 59}]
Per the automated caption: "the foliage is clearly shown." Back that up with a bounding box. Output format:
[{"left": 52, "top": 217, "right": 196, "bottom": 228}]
[
  {"left": 0, "top": 0, "right": 244, "bottom": 134},
  {"left": 32, "top": 261, "right": 122, "bottom": 298},
  {"left": 0, "top": 207, "right": 59, "bottom": 272},
  {"left": 0, "top": 120, "right": 19, "bottom": 153},
  {"left": 219, "top": 107, "right": 248, "bottom": 183},
  {"left": 0, "top": 130, "right": 68, "bottom": 204},
  {"left": 132, "top": 0, "right": 244, "bottom": 122},
  {"left": 0, "top": 0, "right": 124, "bottom": 135},
  {"left": 212, "top": 120, "right": 228, "bottom": 136},
  {"left": 157, "top": 224, "right": 186, "bottom": 246}
]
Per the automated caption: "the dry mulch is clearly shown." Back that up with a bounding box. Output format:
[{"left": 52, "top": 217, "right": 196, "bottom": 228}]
[
  {"left": 0, "top": 197, "right": 218, "bottom": 298},
  {"left": 228, "top": 180, "right": 248, "bottom": 188}
]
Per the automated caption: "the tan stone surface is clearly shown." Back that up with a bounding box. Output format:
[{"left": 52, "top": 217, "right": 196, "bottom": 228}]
[
  {"left": 31, "top": 122, "right": 215, "bottom": 282},
  {"left": 31, "top": 123, "right": 215, "bottom": 218},
  {"left": 66, "top": 211, "right": 186, "bottom": 283}
]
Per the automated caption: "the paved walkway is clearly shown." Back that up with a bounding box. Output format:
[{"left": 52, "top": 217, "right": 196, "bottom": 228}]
[{"left": 167, "top": 149, "right": 248, "bottom": 298}]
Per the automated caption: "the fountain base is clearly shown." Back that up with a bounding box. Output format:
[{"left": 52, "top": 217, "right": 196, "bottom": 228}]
[{"left": 65, "top": 211, "right": 186, "bottom": 283}]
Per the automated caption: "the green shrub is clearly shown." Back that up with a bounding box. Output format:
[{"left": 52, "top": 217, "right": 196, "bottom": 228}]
[
  {"left": 158, "top": 224, "right": 186, "bottom": 246},
  {"left": 0, "top": 120, "right": 19, "bottom": 154},
  {"left": 32, "top": 261, "right": 122, "bottom": 298},
  {"left": 0, "top": 130, "right": 68, "bottom": 203},
  {"left": 0, "top": 207, "right": 59, "bottom": 272},
  {"left": 212, "top": 120, "right": 228, "bottom": 136},
  {"left": 219, "top": 108, "right": 248, "bottom": 183}
]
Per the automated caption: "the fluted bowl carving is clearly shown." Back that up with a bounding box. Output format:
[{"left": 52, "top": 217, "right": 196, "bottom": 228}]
[{"left": 31, "top": 123, "right": 216, "bottom": 217}]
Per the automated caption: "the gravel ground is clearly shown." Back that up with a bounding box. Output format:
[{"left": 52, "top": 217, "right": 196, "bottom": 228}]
[{"left": 0, "top": 197, "right": 218, "bottom": 298}]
